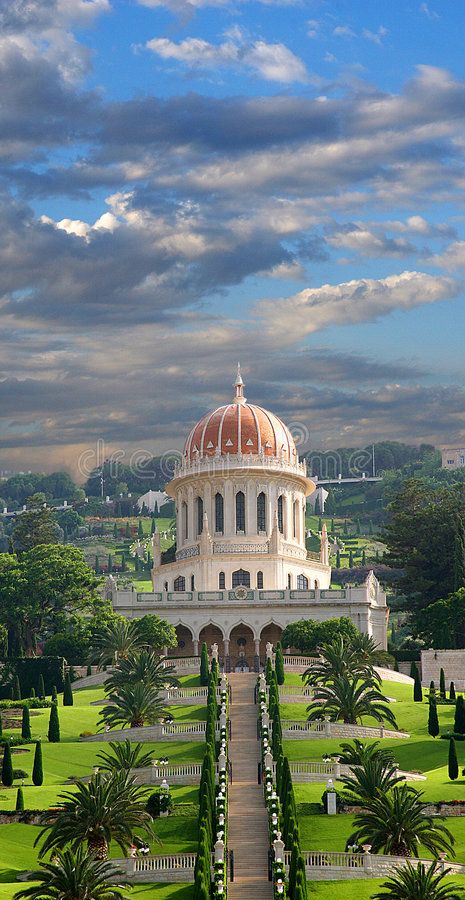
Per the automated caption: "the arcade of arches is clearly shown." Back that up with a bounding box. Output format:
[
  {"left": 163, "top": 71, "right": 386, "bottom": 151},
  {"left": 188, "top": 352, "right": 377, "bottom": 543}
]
[{"left": 170, "top": 622, "right": 283, "bottom": 670}]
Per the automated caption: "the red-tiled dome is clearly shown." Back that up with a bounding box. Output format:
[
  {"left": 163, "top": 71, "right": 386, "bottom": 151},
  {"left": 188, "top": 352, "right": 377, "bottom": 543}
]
[{"left": 183, "top": 367, "right": 297, "bottom": 463}]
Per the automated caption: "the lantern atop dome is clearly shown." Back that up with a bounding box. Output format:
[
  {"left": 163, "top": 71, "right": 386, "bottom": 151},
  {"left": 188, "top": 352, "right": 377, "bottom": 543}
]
[{"left": 233, "top": 363, "right": 247, "bottom": 405}]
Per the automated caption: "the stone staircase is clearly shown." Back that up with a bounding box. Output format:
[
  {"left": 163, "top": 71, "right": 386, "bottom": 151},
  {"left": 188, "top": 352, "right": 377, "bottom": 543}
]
[{"left": 228, "top": 673, "right": 273, "bottom": 899}]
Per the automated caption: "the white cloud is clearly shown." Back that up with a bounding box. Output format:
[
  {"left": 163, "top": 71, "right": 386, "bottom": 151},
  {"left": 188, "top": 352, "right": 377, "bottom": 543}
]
[
  {"left": 430, "top": 240, "right": 465, "bottom": 270},
  {"left": 362, "top": 26, "right": 388, "bottom": 45},
  {"left": 40, "top": 210, "right": 119, "bottom": 240},
  {"left": 256, "top": 271, "right": 459, "bottom": 341},
  {"left": 327, "top": 226, "right": 413, "bottom": 257},
  {"left": 333, "top": 25, "right": 356, "bottom": 38},
  {"left": 419, "top": 3, "right": 439, "bottom": 20},
  {"left": 146, "top": 35, "right": 308, "bottom": 83}
]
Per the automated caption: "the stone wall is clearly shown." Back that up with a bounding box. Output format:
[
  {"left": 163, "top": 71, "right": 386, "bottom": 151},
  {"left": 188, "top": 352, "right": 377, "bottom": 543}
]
[{"left": 421, "top": 649, "right": 465, "bottom": 690}]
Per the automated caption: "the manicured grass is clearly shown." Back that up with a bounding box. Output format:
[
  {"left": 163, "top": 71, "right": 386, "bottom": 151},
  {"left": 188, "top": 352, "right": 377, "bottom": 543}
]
[
  {"left": 0, "top": 884, "right": 195, "bottom": 899},
  {"left": 305, "top": 880, "right": 465, "bottom": 898},
  {"left": 166, "top": 705, "right": 207, "bottom": 722}
]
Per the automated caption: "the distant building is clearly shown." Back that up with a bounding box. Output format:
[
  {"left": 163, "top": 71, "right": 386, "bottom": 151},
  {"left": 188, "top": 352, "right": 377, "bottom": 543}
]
[
  {"left": 441, "top": 447, "right": 465, "bottom": 470},
  {"left": 136, "top": 489, "right": 168, "bottom": 512}
]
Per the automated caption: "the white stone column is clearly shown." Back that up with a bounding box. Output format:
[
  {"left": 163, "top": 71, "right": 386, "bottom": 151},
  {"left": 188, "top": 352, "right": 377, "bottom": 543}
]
[
  {"left": 203, "top": 481, "right": 212, "bottom": 534},
  {"left": 284, "top": 493, "right": 292, "bottom": 541},
  {"left": 224, "top": 480, "right": 234, "bottom": 536},
  {"left": 245, "top": 479, "right": 254, "bottom": 536},
  {"left": 193, "top": 639, "right": 199, "bottom": 655}
]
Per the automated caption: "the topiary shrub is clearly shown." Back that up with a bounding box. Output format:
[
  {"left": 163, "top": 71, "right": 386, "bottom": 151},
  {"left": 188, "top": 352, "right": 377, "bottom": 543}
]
[
  {"left": 15, "top": 787, "right": 24, "bottom": 812},
  {"left": 32, "top": 741, "right": 43, "bottom": 786},
  {"left": 48, "top": 703, "right": 60, "bottom": 743},
  {"left": 63, "top": 672, "right": 73, "bottom": 707},
  {"left": 12, "top": 769, "right": 27, "bottom": 780},
  {"left": 21, "top": 706, "right": 31, "bottom": 741},
  {"left": 146, "top": 788, "right": 173, "bottom": 818}
]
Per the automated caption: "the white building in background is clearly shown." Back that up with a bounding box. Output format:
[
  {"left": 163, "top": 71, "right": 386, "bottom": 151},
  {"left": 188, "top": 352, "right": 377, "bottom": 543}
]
[
  {"left": 108, "top": 367, "right": 388, "bottom": 670},
  {"left": 441, "top": 447, "right": 465, "bottom": 470},
  {"left": 136, "top": 489, "right": 169, "bottom": 513}
]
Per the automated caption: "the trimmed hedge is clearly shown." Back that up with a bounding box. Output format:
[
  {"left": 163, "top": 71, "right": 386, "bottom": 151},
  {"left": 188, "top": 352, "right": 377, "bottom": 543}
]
[{"left": 0, "top": 658, "right": 65, "bottom": 699}]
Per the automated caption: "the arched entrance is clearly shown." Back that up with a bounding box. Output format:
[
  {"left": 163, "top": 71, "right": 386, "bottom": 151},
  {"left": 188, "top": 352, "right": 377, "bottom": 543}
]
[
  {"left": 199, "top": 624, "right": 225, "bottom": 666},
  {"left": 260, "top": 623, "right": 283, "bottom": 667},
  {"left": 228, "top": 623, "right": 256, "bottom": 672},
  {"left": 169, "top": 624, "right": 194, "bottom": 658}
]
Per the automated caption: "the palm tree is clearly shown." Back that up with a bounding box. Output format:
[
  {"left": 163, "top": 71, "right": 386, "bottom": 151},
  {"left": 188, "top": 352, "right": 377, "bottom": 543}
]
[
  {"left": 36, "top": 771, "right": 152, "bottom": 859},
  {"left": 347, "top": 784, "right": 454, "bottom": 858},
  {"left": 98, "top": 681, "right": 168, "bottom": 730},
  {"left": 340, "top": 755, "right": 405, "bottom": 804},
  {"left": 104, "top": 650, "right": 178, "bottom": 693},
  {"left": 304, "top": 634, "right": 380, "bottom": 687},
  {"left": 90, "top": 618, "right": 145, "bottom": 667},
  {"left": 14, "top": 846, "right": 129, "bottom": 900},
  {"left": 96, "top": 739, "right": 154, "bottom": 772},
  {"left": 371, "top": 860, "right": 465, "bottom": 899},
  {"left": 338, "top": 738, "right": 397, "bottom": 768},
  {"left": 307, "top": 674, "right": 397, "bottom": 728}
]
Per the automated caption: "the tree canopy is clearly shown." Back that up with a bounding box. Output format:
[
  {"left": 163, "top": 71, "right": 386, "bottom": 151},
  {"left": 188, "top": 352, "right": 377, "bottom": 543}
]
[{"left": 281, "top": 617, "right": 359, "bottom": 655}]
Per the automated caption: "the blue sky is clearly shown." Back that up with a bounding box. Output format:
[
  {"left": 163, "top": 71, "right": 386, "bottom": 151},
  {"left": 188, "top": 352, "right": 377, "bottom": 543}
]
[{"left": 1, "top": 0, "right": 465, "bottom": 476}]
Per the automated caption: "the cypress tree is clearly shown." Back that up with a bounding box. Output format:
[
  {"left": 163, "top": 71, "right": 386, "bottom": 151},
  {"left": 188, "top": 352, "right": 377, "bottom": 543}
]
[
  {"left": 32, "top": 741, "right": 43, "bottom": 786},
  {"left": 440, "top": 667, "right": 446, "bottom": 700},
  {"left": 15, "top": 786, "right": 24, "bottom": 812},
  {"left": 29, "top": 687, "right": 35, "bottom": 699},
  {"left": 113, "top": 522, "right": 118, "bottom": 539},
  {"left": 288, "top": 841, "right": 299, "bottom": 899},
  {"left": 449, "top": 737, "right": 459, "bottom": 780},
  {"left": 38, "top": 675, "right": 45, "bottom": 700},
  {"left": 409, "top": 660, "right": 417, "bottom": 679},
  {"left": 200, "top": 642, "right": 209, "bottom": 686},
  {"left": 428, "top": 695, "right": 439, "bottom": 738},
  {"left": 95, "top": 555, "right": 100, "bottom": 573},
  {"left": 454, "top": 696, "right": 465, "bottom": 734},
  {"left": 108, "top": 553, "right": 113, "bottom": 573},
  {"left": 361, "top": 548, "right": 366, "bottom": 565},
  {"left": 21, "top": 705, "right": 31, "bottom": 740},
  {"left": 413, "top": 668, "right": 423, "bottom": 702},
  {"left": 51, "top": 685, "right": 57, "bottom": 702},
  {"left": 125, "top": 522, "right": 131, "bottom": 538},
  {"left": 265, "top": 657, "right": 273, "bottom": 684},
  {"left": 138, "top": 519, "right": 144, "bottom": 538},
  {"left": 12, "top": 676, "right": 21, "bottom": 702},
  {"left": 349, "top": 549, "right": 354, "bottom": 568},
  {"left": 275, "top": 643, "right": 285, "bottom": 686},
  {"left": 336, "top": 549, "right": 341, "bottom": 568},
  {"left": 48, "top": 702, "right": 60, "bottom": 743},
  {"left": 86, "top": 664, "right": 92, "bottom": 677},
  {"left": 450, "top": 681, "right": 457, "bottom": 701},
  {"left": 1, "top": 742, "right": 13, "bottom": 786},
  {"left": 63, "top": 672, "right": 74, "bottom": 707}
]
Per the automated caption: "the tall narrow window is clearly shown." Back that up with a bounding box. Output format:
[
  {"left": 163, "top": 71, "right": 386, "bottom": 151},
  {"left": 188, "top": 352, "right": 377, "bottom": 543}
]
[
  {"left": 277, "top": 495, "right": 284, "bottom": 533},
  {"left": 196, "top": 496, "right": 203, "bottom": 537},
  {"left": 257, "top": 570, "right": 264, "bottom": 589},
  {"left": 191, "top": 574, "right": 195, "bottom": 591},
  {"left": 182, "top": 501, "right": 188, "bottom": 542},
  {"left": 232, "top": 569, "right": 250, "bottom": 587},
  {"left": 236, "top": 491, "right": 245, "bottom": 533},
  {"left": 287, "top": 573, "right": 292, "bottom": 589},
  {"left": 293, "top": 500, "right": 299, "bottom": 539},
  {"left": 297, "top": 574, "right": 308, "bottom": 590},
  {"left": 174, "top": 575, "right": 185, "bottom": 591},
  {"left": 257, "top": 492, "right": 266, "bottom": 532},
  {"left": 219, "top": 571, "right": 226, "bottom": 589},
  {"left": 215, "top": 492, "right": 224, "bottom": 533}
]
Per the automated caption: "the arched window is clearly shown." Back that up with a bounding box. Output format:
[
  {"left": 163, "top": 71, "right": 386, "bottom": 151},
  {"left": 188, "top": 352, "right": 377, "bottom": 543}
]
[
  {"left": 182, "top": 501, "right": 188, "bottom": 542},
  {"left": 215, "top": 493, "right": 224, "bottom": 533},
  {"left": 191, "top": 574, "right": 195, "bottom": 591},
  {"left": 257, "top": 492, "right": 266, "bottom": 532},
  {"left": 278, "top": 495, "right": 284, "bottom": 533},
  {"left": 287, "top": 573, "right": 292, "bottom": 589},
  {"left": 174, "top": 575, "right": 186, "bottom": 591},
  {"left": 196, "top": 496, "right": 203, "bottom": 537},
  {"left": 236, "top": 491, "right": 245, "bottom": 533},
  {"left": 293, "top": 499, "right": 299, "bottom": 539},
  {"left": 232, "top": 569, "right": 250, "bottom": 588},
  {"left": 257, "top": 570, "right": 264, "bottom": 589},
  {"left": 219, "top": 571, "right": 226, "bottom": 590},
  {"left": 164, "top": 581, "right": 168, "bottom": 592},
  {"left": 297, "top": 574, "right": 308, "bottom": 590}
]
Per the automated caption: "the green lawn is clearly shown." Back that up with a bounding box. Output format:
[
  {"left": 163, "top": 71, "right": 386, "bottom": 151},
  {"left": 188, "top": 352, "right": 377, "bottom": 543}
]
[
  {"left": 305, "top": 879, "right": 465, "bottom": 898},
  {"left": 0, "top": 884, "right": 195, "bottom": 899}
]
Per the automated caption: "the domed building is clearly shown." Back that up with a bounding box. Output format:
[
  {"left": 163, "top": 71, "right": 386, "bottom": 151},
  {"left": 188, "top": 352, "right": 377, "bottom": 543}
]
[
  {"left": 110, "top": 367, "right": 388, "bottom": 670},
  {"left": 154, "top": 366, "right": 331, "bottom": 596}
]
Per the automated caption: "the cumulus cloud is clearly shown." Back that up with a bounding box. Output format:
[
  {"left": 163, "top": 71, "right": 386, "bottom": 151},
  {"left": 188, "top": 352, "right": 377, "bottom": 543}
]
[
  {"left": 257, "top": 271, "right": 459, "bottom": 341},
  {"left": 430, "top": 240, "right": 465, "bottom": 269},
  {"left": 327, "top": 225, "right": 415, "bottom": 257},
  {"left": 146, "top": 35, "right": 308, "bottom": 83}
]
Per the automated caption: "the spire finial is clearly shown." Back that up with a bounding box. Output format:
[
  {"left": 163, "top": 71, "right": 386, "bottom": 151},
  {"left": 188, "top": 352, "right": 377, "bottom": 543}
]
[{"left": 233, "top": 363, "right": 246, "bottom": 404}]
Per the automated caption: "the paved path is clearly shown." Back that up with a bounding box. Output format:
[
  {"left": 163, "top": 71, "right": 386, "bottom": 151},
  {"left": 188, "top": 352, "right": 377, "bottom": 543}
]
[{"left": 228, "top": 673, "right": 273, "bottom": 899}]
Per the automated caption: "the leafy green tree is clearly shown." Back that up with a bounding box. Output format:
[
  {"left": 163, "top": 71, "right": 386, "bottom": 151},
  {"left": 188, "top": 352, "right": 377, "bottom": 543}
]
[
  {"left": 63, "top": 672, "right": 73, "bottom": 707},
  {"left": 200, "top": 642, "right": 209, "bottom": 686},
  {"left": 32, "top": 742, "right": 43, "bottom": 786},
  {"left": 96, "top": 740, "right": 154, "bottom": 773},
  {"left": 132, "top": 615, "right": 177, "bottom": 653},
  {"left": 347, "top": 783, "right": 454, "bottom": 857},
  {"left": 455, "top": 696, "right": 465, "bottom": 734},
  {"left": 419, "top": 589, "right": 465, "bottom": 649},
  {"left": 13, "top": 846, "right": 129, "bottom": 900},
  {"left": 2, "top": 742, "right": 13, "bottom": 786},
  {"left": 43, "top": 631, "right": 90, "bottom": 665},
  {"left": 15, "top": 786, "right": 24, "bottom": 812},
  {"left": 281, "top": 617, "right": 358, "bottom": 655},
  {"left": 98, "top": 682, "right": 167, "bottom": 729},
  {"left": 428, "top": 695, "right": 440, "bottom": 737},
  {"left": 21, "top": 705, "right": 31, "bottom": 740},
  {"left": 48, "top": 703, "right": 60, "bottom": 743},
  {"left": 449, "top": 737, "right": 459, "bottom": 780},
  {"left": 36, "top": 772, "right": 152, "bottom": 859},
  {"left": 372, "top": 860, "right": 465, "bottom": 900},
  {"left": 275, "top": 643, "right": 285, "bottom": 685},
  {"left": 12, "top": 495, "right": 62, "bottom": 553},
  {"left": 440, "top": 667, "right": 446, "bottom": 699}
]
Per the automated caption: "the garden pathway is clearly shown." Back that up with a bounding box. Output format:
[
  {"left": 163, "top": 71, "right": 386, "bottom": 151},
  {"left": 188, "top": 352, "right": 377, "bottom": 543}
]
[{"left": 228, "top": 672, "right": 274, "bottom": 899}]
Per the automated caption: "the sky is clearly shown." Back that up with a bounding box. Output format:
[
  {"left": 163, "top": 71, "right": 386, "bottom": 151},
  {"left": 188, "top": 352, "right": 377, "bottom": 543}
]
[{"left": 2, "top": 0, "right": 465, "bottom": 478}]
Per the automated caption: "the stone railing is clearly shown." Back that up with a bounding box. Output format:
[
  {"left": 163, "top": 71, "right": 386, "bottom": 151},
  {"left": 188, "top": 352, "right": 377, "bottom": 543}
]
[
  {"left": 115, "top": 853, "right": 197, "bottom": 883},
  {"left": 163, "top": 656, "right": 200, "bottom": 673},
  {"left": 272, "top": 760, "right": 425, "bottom": 784},
  {"left": 173, "top": 452, "right": 308, "bottom": 480},
  {"left": 81, "top": 721, "right": 215, "bottom": 743},
  {"left": 278, "top": 685, "right": 313, "bottom": 701},
  {"left": 162, "top": 685, "right": 222, "bottom": 705},
  {"left": 132, "top": 763, "right": 203, "bottom": 785},
  {"left": 282, "top": 850, "right": 465, "bottom": 881},
  {"left": 283, "top": 656, "right": 317, "bottom": 670},
  {"left": 282, "top": 720, "right": 409, "bottom": 740}
]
